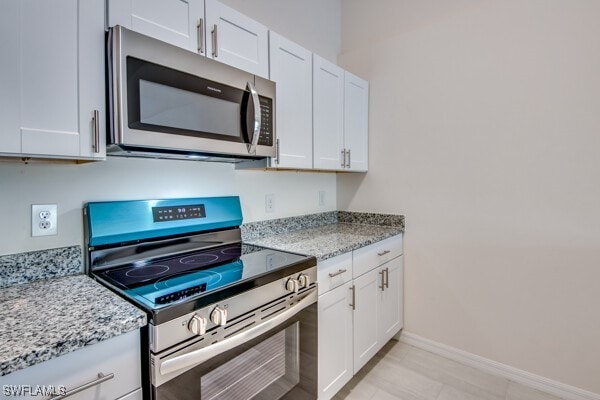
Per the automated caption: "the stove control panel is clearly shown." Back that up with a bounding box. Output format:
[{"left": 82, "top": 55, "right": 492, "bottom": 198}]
[{"left": 150, "top": 265, "right": 317, "bottom": 352}]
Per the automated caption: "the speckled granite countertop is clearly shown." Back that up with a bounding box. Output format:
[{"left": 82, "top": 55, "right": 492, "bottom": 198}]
[
  {"left": 246, "top": 222, "right": 403, "bottom": 261},
  {"left": 0, "top": 274, "right": 146, "bottom": 377}
]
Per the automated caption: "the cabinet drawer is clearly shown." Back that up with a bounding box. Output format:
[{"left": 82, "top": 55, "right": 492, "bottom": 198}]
[
  {"left": 353, "top": 235, "right": 403, "bottom": 278},
  {"left": 317, "top": 252, "right": 353, "bottom": 295},
  {"left": 0, "top": 330, "right": 141, "bottom": 400}
]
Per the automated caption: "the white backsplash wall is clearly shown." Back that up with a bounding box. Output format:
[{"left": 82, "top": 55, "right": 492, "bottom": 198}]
[{"left": 0, "top": 158, "right": 336, "bottom": 255}]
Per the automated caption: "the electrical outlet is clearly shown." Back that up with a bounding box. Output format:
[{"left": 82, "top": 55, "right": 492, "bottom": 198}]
[
  {"left": 265, "top": 194, "right": 275, "bottom": 213},
  {"left": 32, "top": 204, "right": 57, "bottom": 237},
  {"left": 319, "top": 191, "right": 326, "bottom": 207}
]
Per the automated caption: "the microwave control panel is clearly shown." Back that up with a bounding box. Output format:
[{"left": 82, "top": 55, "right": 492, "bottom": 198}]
[{"left": 257, "top": 97, "right": 273, "bottom": 146}]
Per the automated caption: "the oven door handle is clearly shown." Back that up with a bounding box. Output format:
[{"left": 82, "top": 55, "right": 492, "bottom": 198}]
[{"left": 159, "top": 289, "right": 317, "bottom": 376}]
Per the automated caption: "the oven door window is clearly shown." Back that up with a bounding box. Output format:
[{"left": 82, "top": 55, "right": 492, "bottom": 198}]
[
  {"left": 126, "top": 57, "right": 250, "bottom": 143},
  {"left": 154, "top": 304, "right": 317, "bottom": 400}
]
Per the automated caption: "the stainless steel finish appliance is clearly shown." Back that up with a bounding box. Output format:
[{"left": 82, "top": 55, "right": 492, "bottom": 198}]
[
  {"left": 85, "top": 197, "right": 317, "bottom": 399},
  {"left": 107, "top": 26, "right": 276, "bottom": 163}
]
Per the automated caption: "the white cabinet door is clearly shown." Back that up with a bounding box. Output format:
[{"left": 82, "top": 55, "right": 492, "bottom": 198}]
[
  {"left": 352, "top": 268, "right": 381, "bottom": 374},
  {"left": 318, "top": 282, "right": 354, "bottom": 400},
  {"left": 313, "top": 55, "right": 344, "bottom": 170},
  {"left": 0, "top": 331, "right": 141, "bottom": 400},
  {"left": 79, "top": 0, "right": 106, "bottom": 159},
  {"left": 269, "top": 32, "right": 312, "bottom": 169},
  {"left": 108, "top": 0, "right": 203, "bottom": 53},
  {"left": 0, "top": 2, "right": 23, "bottom": 154},
  {"left": 378, "top": 256, "right": 404, "bottom": 343},
  {"left": 344, "top": 72, "right": 369, "bottom": 172},
  {"left": 0, "top": 0, "right": 105, "bottom": 160},
  {"left": 205, "top": 0, "right": 268, "bottom": 78}
]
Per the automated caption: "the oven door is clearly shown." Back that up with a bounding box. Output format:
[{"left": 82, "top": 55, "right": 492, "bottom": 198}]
[{"left": 151, "top": 290, "right": 317, "bottom": 400}]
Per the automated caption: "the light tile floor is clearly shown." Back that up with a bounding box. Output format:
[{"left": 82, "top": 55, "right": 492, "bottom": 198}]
[{"left": 334, "top": 340, "right": 566, "bottom": 400}]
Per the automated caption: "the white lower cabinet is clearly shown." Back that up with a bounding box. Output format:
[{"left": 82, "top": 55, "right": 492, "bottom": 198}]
[
  {"left": 318, "top": 235, "right": 403, "bottom": 400},
  {"left": 318, "top": 281, "right": 354, "bottom": 400},
  {"left": 0, "top": 330, "right": 141, "bottom": 400},
  {"left": 352, "top": 267, "right": 381, "bottom": 373},
  {"left": 378, "top": 256, "right": 404, "bottom": 343}
]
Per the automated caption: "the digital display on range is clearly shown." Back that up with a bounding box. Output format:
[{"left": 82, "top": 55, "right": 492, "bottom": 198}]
[{"left": 152, "top": 204, "right": 206, "bottom": 222}]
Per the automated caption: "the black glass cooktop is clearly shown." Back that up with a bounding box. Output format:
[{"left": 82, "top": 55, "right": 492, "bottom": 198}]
[{"left": 95, "top": 243, "right": 310, "bottom": 310}]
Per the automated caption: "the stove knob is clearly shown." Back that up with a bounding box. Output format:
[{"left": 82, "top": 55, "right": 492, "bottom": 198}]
[
  {"left": 298, "top": 274, "right": 310, "bottom": 288},
  {"left": 285, "top": 278, "right": 300, "bottom": 293},
  {"left": 210, "top": 306, "right": 227, "bottom": 326},
  {"left": 188, "top": 315, "right": 207, "bottom": 336}
]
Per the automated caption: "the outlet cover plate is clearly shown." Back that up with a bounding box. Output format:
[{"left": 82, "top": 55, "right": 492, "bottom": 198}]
[
  {"left": 265, "top": 194, "right": 275, "bottom": 213},
  {"left": 32, "top": 204, "right": 57, "bottom": 237}
]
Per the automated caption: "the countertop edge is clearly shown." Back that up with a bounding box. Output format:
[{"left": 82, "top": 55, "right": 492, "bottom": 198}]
[
  {"left": 0, "top": 314, "right": 146, "bottom": 377},
  {"left": 315, "top": 228, "right": 403, "bottom": 261}
]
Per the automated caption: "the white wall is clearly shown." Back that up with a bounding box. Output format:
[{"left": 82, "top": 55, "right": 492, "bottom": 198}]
[
  {"left": 219, "top": 0, "right": 341, "bottom": 62},
  {"left": 0, "top": 0, "right": 342, "bottom": 256},
  {"left": 0, "top": 158, "right": 335, "bottom": 255},
  {"left": 338, "top": 0, "right": 600, "bottom": 394}
]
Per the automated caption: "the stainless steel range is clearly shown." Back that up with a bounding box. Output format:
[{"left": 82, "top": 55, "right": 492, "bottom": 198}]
[{"left": 84, "top": 197, "right": 317, "bottom": 400}]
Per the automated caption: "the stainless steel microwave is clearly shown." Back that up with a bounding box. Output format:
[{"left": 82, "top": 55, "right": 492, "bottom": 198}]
[{"left": 107, "top": 26, "right": 276, "bottom": 162}]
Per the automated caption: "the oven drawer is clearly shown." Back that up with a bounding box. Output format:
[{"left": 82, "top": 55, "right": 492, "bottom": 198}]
[
  {"left": 353, "top": 235, "right": 403, "bottom": 278},
  {"left": 317, "top": 252, "right": 353, "bottom": 295}
]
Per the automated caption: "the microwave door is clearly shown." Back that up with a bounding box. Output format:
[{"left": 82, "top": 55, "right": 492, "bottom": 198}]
[{"left": 244, "top": 81, "right": 262, "bottom": 155}]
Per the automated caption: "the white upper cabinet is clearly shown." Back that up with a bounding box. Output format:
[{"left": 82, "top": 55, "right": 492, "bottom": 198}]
[
  {"left": 344, "top": 72, "right": 369, "bottom": 172},
  {"left": 313, "top": 55, "right": 345, "bottom": 170},
  {"left": 205, "top": 0, "right": 269, "bottom": 78},
  {"left": 107, "top": 0, "right": 204, "bottom": 53},
  {"left": 268, "top": 32, "right": 313, "bottom": 169},
  {"left": 0, "top": 0, "right": 105, "bottom": 160},
  {"left": 108, "top": 0, "right": 269, "bottom": 78}
]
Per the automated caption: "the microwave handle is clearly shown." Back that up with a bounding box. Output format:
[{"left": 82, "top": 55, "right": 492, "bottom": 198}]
[{"left": 246, "top": 81, "right": 262, "bottom": 155}]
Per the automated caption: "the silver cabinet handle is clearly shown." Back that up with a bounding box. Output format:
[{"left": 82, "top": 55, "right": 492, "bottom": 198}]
[
  {"left": 385, "top": 267, "right": 389, "bottom": 289},
  {"left": 348, "top": 149, "right": 351, "bottom": 168},
  {"left": 246, "top": 81, "right": 261, "bottom": 155},
  {"left": 340, "top": 149, "right": 346, "bottom": 168},
  {"left": 211, "top": 24, "right": 218, "bottom": 57},
  {"left": 275, "top": 138, "right": 280, "bottom": 165},
  {"left": 197, "top": 18, "right": 204, "bottom": 54},
  {"left": 377, "top": 250, "right": 391, "bottom": 257},
  {"left": 160, "top": 289, "right": 316, "bottom": 376},
  {"left": 349, "top": 285, "right": 356, "bottom": 310},
  {"left": 92, "top": 110, "right": 100, "bottom": 153},
  {"left": 328, "top": 268, "right": 347, "bottom": 278},
  {"left": 379, "top": 269, "right": 385, "bottom": 291},
  {"left": 48, "top": 372, "right": 114, "bottom": 399}
]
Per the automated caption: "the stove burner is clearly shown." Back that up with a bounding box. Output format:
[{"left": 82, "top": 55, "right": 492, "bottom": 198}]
[
  {"left": 125, "top": 264, "right": 170, "bottom": 278},
  {"left": 179, "top": 253, "right": 220, "bottom": 265},
  {"left": 220, "top": 246, "right": 242, "bottom": 256},
  {"left": 154, "top": 270, "right": 223, "bottom": 289}
]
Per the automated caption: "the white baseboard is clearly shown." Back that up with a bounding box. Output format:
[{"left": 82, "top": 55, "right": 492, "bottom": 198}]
[{"left": 399, "top": 331, "right": 600, "bottom": 400}]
